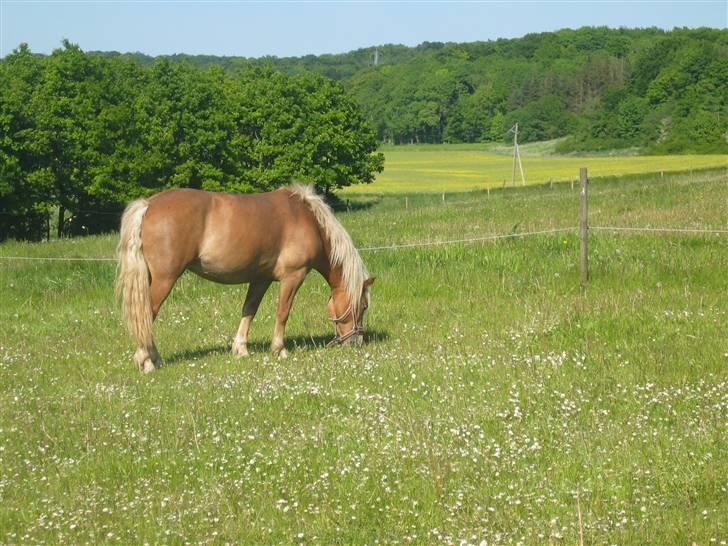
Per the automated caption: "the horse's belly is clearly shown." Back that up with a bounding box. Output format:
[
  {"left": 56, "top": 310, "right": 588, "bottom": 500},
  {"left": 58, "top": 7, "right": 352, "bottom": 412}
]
[{"left": 188, "top": 257, "right": 275, "bottom": 285}]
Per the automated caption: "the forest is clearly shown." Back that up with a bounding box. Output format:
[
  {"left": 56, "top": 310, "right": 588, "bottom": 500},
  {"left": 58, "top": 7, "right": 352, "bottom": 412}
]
[
  {"left": 1, "top": 27, "right": 726, "bottom": 241},
  {"left": 98, "top": 26, "right": 728, "bottom": 151}
]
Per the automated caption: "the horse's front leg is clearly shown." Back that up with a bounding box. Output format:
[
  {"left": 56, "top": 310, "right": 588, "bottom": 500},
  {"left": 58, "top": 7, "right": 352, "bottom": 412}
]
[
  {"left": 271, "top": 270, "right": 307, "bottom": 358},
  {"left": 232, "top": 280, "right": 272, "bottom": 357}
]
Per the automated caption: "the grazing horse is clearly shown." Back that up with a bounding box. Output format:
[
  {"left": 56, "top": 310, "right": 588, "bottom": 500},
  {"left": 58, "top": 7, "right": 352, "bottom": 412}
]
[{"left": 116, "top": 184, "right": 374, "bottom": 373}]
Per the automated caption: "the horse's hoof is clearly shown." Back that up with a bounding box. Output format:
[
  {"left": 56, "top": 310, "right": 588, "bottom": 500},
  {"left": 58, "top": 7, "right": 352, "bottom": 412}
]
[
  {"left": 277, "top": 348, "right": 289, "bottom": 359},
  {"left": 232, "top": 343, "right": 250, "bottom": 358},
  {"left": 142, "top": 360, "right": 156, "bottom": 374}
]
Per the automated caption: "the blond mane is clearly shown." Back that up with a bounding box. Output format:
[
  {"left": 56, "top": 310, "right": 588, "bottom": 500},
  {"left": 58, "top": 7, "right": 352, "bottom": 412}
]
[{"left": 288, "top": 184, "right": 368, "bottom": 313}]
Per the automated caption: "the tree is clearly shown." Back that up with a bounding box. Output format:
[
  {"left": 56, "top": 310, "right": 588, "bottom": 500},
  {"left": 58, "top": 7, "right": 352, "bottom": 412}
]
[
  {"left": 504, "top": 95, "right": 575, "bottom": 143},
  {"left": 228, "top": 68, "right": 383, "bottom": 192},
  {"left": 30, "top": 40, "right": 112, "bottom": 236},
  {"left": 0, "top": 44, "right": 52, "bottom": 241},
  {"left": 445, "top": 82, "right": 505, "bottom": 142}
]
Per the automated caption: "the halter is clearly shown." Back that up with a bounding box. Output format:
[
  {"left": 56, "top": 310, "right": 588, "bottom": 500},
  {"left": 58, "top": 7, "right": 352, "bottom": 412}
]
[{"left": 326, "top": 303, "right": 363, "bottom": 347}]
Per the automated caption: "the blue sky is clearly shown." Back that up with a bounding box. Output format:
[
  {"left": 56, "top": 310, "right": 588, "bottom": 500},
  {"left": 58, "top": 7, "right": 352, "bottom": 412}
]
[{"left": 1, "top": 1, "right": 726, "bottom": 59}]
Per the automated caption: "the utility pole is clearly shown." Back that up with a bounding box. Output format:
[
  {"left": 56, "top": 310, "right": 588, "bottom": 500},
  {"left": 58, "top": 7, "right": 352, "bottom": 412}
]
[
  {"left": 373, "top": 48, "right": 380, "bottom": 66},
  {"left": 507, "top": 123, "right": 526, "bottom": 186}
]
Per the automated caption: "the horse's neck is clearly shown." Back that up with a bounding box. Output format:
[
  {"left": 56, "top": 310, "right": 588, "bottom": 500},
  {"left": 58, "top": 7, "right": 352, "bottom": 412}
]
[
  {"left": 322, "top": 259, "right": 347, "bottom": 294},
  {"left": 317, "top": 233, "right": 357, "bottom": 305}
]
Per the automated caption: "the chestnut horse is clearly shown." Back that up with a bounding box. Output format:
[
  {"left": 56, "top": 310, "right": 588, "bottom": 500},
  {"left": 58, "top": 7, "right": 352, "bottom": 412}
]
[{"left": 116, "top": 184, "right": 374, "bottom": 373}]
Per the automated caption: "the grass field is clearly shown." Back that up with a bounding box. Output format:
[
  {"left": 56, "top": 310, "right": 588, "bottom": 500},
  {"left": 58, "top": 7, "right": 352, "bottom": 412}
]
[
  {"left": 342, "top": 142, "right": 728, "bottom": 194},
  {"left": 1, "top": 169, "right": 727, "bottom": 544}
]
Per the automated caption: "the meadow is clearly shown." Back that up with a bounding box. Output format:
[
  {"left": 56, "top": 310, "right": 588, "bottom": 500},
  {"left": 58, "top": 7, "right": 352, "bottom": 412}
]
[
  {"left": 1, "top": 168, "right": 727, "bottom": 545},
  {"left": 342, "top": 142, "right": 728, "bottom": 194}
]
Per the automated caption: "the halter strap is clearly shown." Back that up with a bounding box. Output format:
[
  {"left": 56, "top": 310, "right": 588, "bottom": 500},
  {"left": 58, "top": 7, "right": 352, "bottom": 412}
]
[
  {"left": 330, "top": 304, "right": 353, "bottom": 324},
  {"left": 327, "top": 303, "right": 362, "bottom": 347}
]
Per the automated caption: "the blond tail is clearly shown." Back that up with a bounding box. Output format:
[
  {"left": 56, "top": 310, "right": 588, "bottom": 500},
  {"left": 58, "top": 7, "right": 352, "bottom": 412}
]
[{"left": 115, "top": 199, "right": 153, "bottom": 350}]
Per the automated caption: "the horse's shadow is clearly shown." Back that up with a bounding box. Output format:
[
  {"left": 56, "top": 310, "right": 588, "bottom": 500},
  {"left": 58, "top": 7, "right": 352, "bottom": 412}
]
[{"left": 164, "top": 329, "right": 390, "bottom": 366}]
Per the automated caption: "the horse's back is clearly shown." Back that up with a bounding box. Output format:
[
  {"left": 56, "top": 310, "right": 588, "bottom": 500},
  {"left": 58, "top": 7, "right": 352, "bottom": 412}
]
[{"left": 141, "top": 188, "right": 323, "bottom": 284}]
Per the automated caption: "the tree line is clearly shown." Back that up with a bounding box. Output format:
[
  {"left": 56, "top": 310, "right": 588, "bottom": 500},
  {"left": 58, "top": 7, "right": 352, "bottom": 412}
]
[
  {"left": 345, "top": 27, "right": 727, "bottom": 151},
  {"left": 107, "top": 27, "right": 726, "bottom": 152},
  {"left": 0, "top": 41, "right": 383, "bottom": 241}
]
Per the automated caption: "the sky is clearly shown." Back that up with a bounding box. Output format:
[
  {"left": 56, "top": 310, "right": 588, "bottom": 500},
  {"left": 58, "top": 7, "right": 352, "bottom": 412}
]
[{"left": 1, "top": 0, "right": 726, "bottom": 59}]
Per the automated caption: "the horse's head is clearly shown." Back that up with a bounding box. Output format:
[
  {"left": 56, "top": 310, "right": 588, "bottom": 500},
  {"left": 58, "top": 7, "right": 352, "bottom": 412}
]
[{"left": 327, "top": 277, "right": 375, "bottom": 347}]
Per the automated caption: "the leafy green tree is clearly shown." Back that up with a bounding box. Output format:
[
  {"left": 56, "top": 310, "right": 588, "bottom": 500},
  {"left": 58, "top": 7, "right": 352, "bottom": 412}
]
[
  {"left": 615, "top": 96, "right": 648, "bottom": 141},
  {"left": 227, "top": 68, "right": 383, "bottom": 192},
  {"left": 445, "top": 82, "right": 504, "bottom": 142},
  {"left": 30, "top": 40, "right": 112, "bottom": 236},
  {"left": 489, "top": 111, "right": 506, "bottom": 141},
  {"left": 504, "top": 95, "right": 575, "bottom": 143},
  {"left": 0, "top": 44, "right": 52, "bottom": 241}
]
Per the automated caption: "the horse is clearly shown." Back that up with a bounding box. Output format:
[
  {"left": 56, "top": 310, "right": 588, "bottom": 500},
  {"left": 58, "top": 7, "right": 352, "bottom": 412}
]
[{"left": 115, "top": 184, "right": 374, "bottom": 373}]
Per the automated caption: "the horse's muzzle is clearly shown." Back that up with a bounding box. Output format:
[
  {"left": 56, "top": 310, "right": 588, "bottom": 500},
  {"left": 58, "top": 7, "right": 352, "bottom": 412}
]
[
  {"left": 346, "top": 334, "right": 364, "bottom": 347},
  {"left": 327, "top": 328, "right": 364, "bottom": 348}
]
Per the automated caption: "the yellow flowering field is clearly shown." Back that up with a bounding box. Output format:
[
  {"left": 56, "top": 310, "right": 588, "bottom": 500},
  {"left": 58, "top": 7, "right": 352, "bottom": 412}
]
[{"left": 344, "top": 143, "right": 728, "bottom": 194}]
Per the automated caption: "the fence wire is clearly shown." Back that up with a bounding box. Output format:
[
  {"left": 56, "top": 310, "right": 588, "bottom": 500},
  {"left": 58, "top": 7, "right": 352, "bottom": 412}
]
[
  {"left": 0, "top": 227, "right": 578, "bottom": 262},
  {"left": 1, "top": 223, "right": 726, "bottom": 263},
  {"left": 590, "top": 226, "right": 728, "bottom": 235},
  {"left": 358, "top": 227, "right": 576, "bottom": 252},
  {"left": 0, "top": 255, "right": 116, "bottom": 262},
  {"left": 388, "top": 170, "right": 727, "bottom": 209}
]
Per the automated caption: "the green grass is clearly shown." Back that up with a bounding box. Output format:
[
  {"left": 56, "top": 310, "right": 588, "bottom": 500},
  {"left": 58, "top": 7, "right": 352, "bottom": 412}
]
[
  {"left": 344, "top": 142, "right": 728, "bottom": 194},
  {"left": 1, "top": 170, "right": 727, "bottom": 544}
]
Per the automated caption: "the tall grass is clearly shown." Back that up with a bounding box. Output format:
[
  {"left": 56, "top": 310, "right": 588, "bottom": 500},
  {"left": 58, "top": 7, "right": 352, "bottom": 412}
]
[{"left": 1, "top": 170, "right": 726, "bottom": 544}]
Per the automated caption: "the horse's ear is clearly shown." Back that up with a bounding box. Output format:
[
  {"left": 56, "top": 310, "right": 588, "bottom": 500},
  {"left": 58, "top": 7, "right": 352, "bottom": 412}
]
[{"left": 364, "top": 276, "right": 376, "bottom": 288}]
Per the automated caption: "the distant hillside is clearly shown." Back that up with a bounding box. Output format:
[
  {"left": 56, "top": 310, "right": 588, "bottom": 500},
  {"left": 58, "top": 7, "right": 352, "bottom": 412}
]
[
  {"left": 91, "top": 42, "right": 433, "bottom": 80},
  {"left": 94, "top": 26, "right": 728, "bottom": 152}
]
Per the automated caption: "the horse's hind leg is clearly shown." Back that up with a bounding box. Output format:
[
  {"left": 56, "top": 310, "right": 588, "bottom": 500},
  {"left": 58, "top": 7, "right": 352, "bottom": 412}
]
[
  {"left": 134, "top": 347, "right": 158, "bottom": 374},
  {"left": 135, "top": 274, "right": 177, "bottom": 372},
  {"left": 233, "top": 280, "right": 272, "bottom": 357}
]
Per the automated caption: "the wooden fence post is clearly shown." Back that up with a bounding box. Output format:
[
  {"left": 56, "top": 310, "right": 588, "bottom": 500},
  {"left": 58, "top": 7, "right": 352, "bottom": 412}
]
[{"left": 579, "top": 167, "right": 589, "bottom": 286}]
